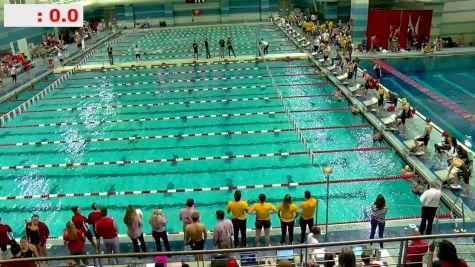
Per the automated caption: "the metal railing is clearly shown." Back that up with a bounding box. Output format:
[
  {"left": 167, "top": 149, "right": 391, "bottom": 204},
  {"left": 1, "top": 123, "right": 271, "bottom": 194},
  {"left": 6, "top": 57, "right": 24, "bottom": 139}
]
[{"left": 0, "top": 233, "right": 473, "bottom": 266}]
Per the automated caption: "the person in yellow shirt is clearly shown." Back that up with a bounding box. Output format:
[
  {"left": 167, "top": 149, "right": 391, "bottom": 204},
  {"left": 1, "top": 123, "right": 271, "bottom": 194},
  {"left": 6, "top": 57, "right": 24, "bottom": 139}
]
[
  {"left": 299, "top": 191, "right": 317, "bottom": 243},
  {"left": 227, "top": 190, "right": 248, "bottom": 248},
  {"left": 248, "top": 194, "right": 277, "bottom": 247},
  {"left": 277, "top": 194, "right": 299, "bottom": 245}
]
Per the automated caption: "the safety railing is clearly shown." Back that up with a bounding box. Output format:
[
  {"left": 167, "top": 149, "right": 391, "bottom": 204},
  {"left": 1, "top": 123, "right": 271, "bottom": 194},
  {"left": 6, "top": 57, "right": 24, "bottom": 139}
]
[{"left": 0, "top": 233, "right": 473, "bottom": 266}]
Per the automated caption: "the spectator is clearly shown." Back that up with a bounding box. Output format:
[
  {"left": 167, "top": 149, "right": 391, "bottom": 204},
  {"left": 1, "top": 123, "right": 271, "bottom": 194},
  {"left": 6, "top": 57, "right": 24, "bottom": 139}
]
[
  {"left": 71, "top": 206, "right": 97, "bottom": 251},
  {"left": 361, "top": 250, "right": 380, "bottom": 266},
  {"left": 149, "top": 208, "right": 171, "bottom": 252},
  {"left": 369, "top": 194, "right": 387, "bottom": 248},
  {"left": 1, "top": 243, "right": 36, "bottom": 267},
  {"left": 184, "top": 212, "right": 207, "bottom": 262},
  {"left": 248, "top": 193, "right": 277, "bottom": 247},
  {"left": 419, "top": 181, "right": 442, "bottom": 235},
  {"left": 87, "top": 203, "right": 102, "bottom": 247},
  {"left": 299, "top": 191, "right": 317, "bottom": 243},
  {"left": 324, "top": 252, "right": 335, "bottom": 267},
  {"left": 179, "top": 198, "right": 196, "bottom": 233},
  {"left": 0, "top": 218, "right": 16, "bottom": 259},
  {"left": 213, "top": 210, "right": 233, "bottom": 249},
  {"left": 427, "top": 240, "right": 468, "bottom": 267},
  {"left": 123, "top": 205, "right": 147, "bottom": 252},
  {"left": 25, "top": 214, "right": 49, "bottom": 257},
  {"left": 227, "top": 190, "right": 248, "bottom": 248},
  {"left": 406, "top": 230, "right": 428, "bottom": 267},
  {"left": 63, "top": 221, "right": 88, "bottom": 266},
  {"left": 277, "top": 194, "right": 299, "bottom": 245},
  {"left": 95, "top": 208, "right": 119, "bottom": 265},
  {"left": 339, "top": 247, "right": 356, "bottom": 267},
  {"left": 19, "top": 237, "right": 38, "bottom": 258}
]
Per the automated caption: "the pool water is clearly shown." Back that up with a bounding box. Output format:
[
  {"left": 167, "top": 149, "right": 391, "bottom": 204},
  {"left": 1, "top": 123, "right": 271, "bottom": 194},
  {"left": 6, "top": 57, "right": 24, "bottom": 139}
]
[
  {"left": 0, "top": 25, "right": 445, "bottom": 239},
  {"left": 361, "top": 54, "right": 475, "bottom": 148},
  {"left": 86, "top": 24, "right": 299, "bottom": 64}
]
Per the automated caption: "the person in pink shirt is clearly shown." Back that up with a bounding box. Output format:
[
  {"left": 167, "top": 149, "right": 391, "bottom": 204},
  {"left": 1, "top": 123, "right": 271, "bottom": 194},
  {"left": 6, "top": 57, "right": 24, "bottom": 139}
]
[
  {"left": 123, "top": 205, "right": 147, "bottom": 252},
  {"left": 149, "top": 208, "right": 171, "bottom": 252},
  {"left": 213, "top": 210, "right": 233, "bottom": 249}
]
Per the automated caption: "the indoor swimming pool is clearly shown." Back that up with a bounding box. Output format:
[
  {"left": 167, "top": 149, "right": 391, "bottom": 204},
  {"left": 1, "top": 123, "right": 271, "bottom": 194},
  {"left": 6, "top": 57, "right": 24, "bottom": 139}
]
[{"left": 0, "top": 25, "right": 452, "bottom": 238}]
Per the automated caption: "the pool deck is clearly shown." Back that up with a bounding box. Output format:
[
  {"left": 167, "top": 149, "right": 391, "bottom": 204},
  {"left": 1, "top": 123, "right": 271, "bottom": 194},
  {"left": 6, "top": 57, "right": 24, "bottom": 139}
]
[
  {"left": 53, "top": 52, "right": 309, "bottom": 73},
  {"left": 276, "top": 22, "right": 475, "bottom": 224}
]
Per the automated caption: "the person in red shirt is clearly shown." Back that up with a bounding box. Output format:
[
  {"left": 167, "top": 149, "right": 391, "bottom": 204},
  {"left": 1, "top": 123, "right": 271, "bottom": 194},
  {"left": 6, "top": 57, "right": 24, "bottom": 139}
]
[
  {"left": 2, "top": 243, "right": 37, "bottom": 267},
  {"left": 406, "top": 230, "right": 428, "bottom": 267},
  {"left": 88, "top": 203, "right": 102, "bottom": 237},
  {"left": 427, "top": 240, "right": 468, "bottom": 267},
  {"left": 0, "top": 218, "right": 16, "bottom": 260},
  {"left": 63, "top": 221, "right": 88, "bottom": 266},
  {"left": 72, "top": 206, "right": 98, "bottom": 251},
  {"left": 25, "top": 214, "right": 49, "bottom": 257},
  {"left": 1, "top": 243, "right": 37, "bottom": 267},
  {"left": 95, "top": 208, "right": 120, "bottom": 265}
]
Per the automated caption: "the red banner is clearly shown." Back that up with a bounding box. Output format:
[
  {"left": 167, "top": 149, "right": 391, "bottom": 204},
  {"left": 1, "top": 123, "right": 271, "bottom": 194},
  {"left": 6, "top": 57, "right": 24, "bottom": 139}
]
[{"left": 366, "top": 10, "right": 432, "bottom": 49}]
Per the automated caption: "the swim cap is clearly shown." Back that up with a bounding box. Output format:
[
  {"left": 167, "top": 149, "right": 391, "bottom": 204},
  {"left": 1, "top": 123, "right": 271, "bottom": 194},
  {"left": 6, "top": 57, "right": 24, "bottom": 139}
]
[
  {"left": 402, "top": 98, "right": 407, "bottom": 103},
  {"left": 404, "top": 165, "right": 411, "bottom": 171},
  {"left": 442, "top": 131, "right": 449, "bottom": 137}
]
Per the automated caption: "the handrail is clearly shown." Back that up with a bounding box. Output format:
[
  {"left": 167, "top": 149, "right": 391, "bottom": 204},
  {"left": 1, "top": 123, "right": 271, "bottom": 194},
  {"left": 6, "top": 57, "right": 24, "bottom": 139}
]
[{"left": 0, "top": 233, "right": 473, "bottom": 263}]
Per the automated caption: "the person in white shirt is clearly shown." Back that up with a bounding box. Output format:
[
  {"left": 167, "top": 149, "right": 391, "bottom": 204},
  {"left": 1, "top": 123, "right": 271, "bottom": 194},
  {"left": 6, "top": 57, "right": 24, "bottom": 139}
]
[
  {"left": 134, "top": 45, "right": 141, "bottom": 61},
  {"left": 259, "top": 39, "right": 269, "bottom": 55},
  {"left": 307, "top": 226, "right": 324, "bottom": 264},
  {"left": 10, "top": 66, "right": 17, "bottom": 84},
  {"left": 419, "top": 180, "right": 442, "bottom": 235}
]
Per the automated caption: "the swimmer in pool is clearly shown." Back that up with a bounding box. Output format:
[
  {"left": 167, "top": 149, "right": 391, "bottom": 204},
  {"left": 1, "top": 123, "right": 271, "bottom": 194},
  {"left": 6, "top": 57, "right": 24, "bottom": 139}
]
[
  {"left": 373, "top": 130, "right": 383, "bottom": 142},
  {"left": 351, "top": 105, "right": 360, "bottom": 115},
  {"left": 334, "top": 87, "right": 344, "bottom": 102}
]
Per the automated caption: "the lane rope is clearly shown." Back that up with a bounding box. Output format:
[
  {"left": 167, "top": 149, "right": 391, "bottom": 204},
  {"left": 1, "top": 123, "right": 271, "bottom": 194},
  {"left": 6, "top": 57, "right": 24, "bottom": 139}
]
[
  {"left": 0, "top": 173, "right": 409, "bottom": 201},
  {"left": 0, "top": 124, "right": 369, "bottom": 148},
  {"left": 2, "top": 107, "right": 351, "bottom": 129},
  {"left": 74, "top": 72, "right": 320, "bottom": 88},
  {"left": 0, "top": 49, "right": 97, "bottom": 127},
  {"left": 373, "top": 59, "right": 474, "bottom": 123},
  {"left": 24, "top": 94, "right": 335, "bottom": 113},
  {"left": 63, "top": 65, "right": 314, "bottom": 80},
  {"left": 66, "top": 57, "right": 308, "bottom": 73},
  {"left": 0, "top": 146, "right": 390, "bottom": 171}
]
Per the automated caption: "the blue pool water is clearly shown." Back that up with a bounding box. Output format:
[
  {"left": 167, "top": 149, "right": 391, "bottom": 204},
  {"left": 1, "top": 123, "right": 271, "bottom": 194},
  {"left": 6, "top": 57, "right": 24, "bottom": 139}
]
[
  {"left": 362, "top": 54, "right": 475, "bottom": 148},
  {"left": 0, "top": 25, "right": 448, "bottom": 239}
]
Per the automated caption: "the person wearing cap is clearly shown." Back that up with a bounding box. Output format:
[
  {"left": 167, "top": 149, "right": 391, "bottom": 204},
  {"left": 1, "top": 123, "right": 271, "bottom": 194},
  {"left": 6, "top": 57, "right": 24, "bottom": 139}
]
[
  {"left": 434, "top": 131, "right": 457, "bottom": 154},
  {"left": 418, "top": 181, "right": 441, "bottom": 235}
]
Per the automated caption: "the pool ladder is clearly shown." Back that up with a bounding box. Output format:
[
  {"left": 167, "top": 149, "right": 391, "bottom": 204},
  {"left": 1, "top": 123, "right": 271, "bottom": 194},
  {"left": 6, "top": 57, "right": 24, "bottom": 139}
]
[{"left": 450, "top": 197, "right": 466, "bottom": 233}]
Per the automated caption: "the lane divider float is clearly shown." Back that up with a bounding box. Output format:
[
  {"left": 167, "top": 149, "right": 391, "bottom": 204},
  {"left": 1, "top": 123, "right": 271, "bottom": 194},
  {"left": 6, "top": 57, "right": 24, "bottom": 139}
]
[
  {"left": 1, "top": 107, "right": 352, "bottom": 129},
  {"left": 0, "top": 145, "right": 390, "bottom": 171},
  {"left": 25, "top": 94, "right": 335, "bottom": 113},
  {"left": 0, "top": 173, "right": 409, "bottom": 201},
  {"left": 0, "top": 124, "right": 369, "bottom": 147}
]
